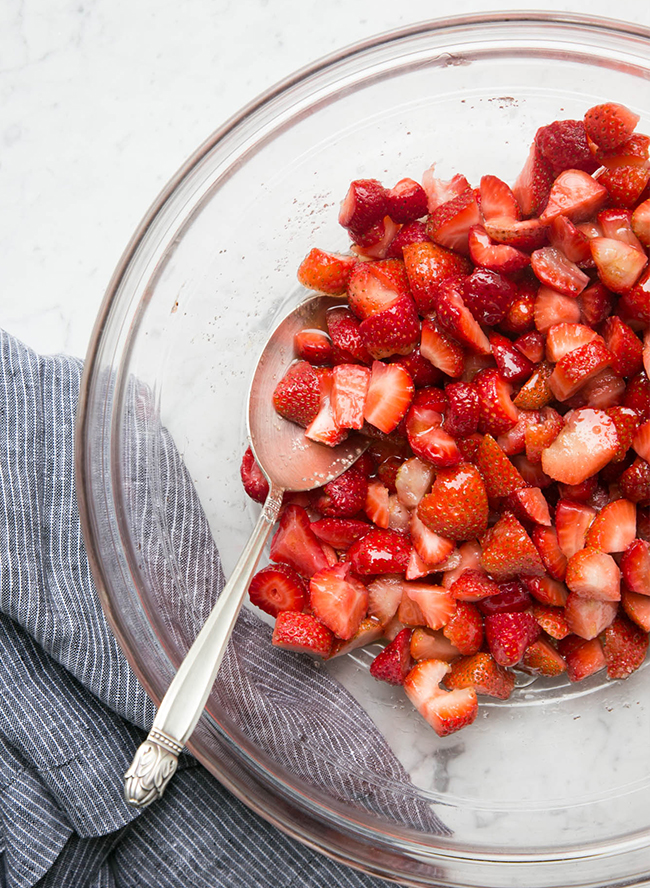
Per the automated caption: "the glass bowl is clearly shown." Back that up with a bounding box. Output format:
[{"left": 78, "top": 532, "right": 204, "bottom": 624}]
[{"left": 77, "top": 13, "right": 650, "bottom": 888}]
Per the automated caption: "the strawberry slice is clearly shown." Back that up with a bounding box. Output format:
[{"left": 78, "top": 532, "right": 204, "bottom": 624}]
[
  {"left": 248, "top": 563, "right": 307, "bottom": 617},
  {"left": 273, "top": 361, "right": 321, "bottom": 426},
  {"left": 417, "top": 462, "right": 488, "bottom": 542},
  {"left": 474, "top": 369, "right": 519, "bottom": 437},
  {"left": 398, "top": 587, "right": 428, "bottom": 627},
  {"left": 305, "top": 371, "right": 347, "bottom": 447},
  {"left": 485, "top": 216, "right": 549, "bottom": 251},
  {"left": 598, "top": 207, "right": 645, "bottom": 251},
  {"left": 532, "top": 603, "right": 571, "bottom": 640},
  {"left": 402, "top": 241, "right": 471, "bottom": 313},
  {"left": 476, "top": 433, "right": 526, "bottom": 498},
  {"left": 392, "top": 346, "right": 442, "bottom": 389},
  {"left": 405, "top": 391, "right": 461, "bottom": 468},
  {"left": 443, "top": 381, "right": 480, "bottom": 438},
  {"left": 427, "top": 188, "right": 481, "bottom": 255},
  {"left": 555, "top": 498, "right": 597, "bottom": 559},
  {"left": 600, "top": 614, "right": 649, "bottom": 679},
  {"left": 445, "top": 651, "right": 515, "bottom": 699},
  {"left": 270, "top": 504, "right": 330, "bottom": 577},
  {"left": 294, "top": 328, "right": 335, "bottom": 365},
  {"left": 468, "top": 225, "right": 530, "bottom": 274},
  {"left": 621, "top": 538, "right": 650, "bottom": 595},
  {"left": 350, "top": 215, "right": 401, "bottom": 261},
  {"left": 566, "top": 547, "right": 621, "bottom": 601},
  {"left": 402, "top": 583, "right": 457, "bottom": 630},
  {"left": 449, "top": 569, "right": 499, "bottom": 602},
  {"left": 548, "top": 338, "right": 613, "bottom": 401},
  {"left": 366, "top": 574, "right": 403, "bottom": 625},
  {"left": 633, "top": 420, "right": 650, "bottom": 463},
  {"left": 622, "top": 587, "right": 650, "bottom": 632},
  {"left": 513, "top": 361, "right": 554, "bottom": 410},
  {"left": 523, "top": 406, "right": 564, "bottom": 464},
  {"left": 404, "top": 659, "right": 478, "bottom": 737},
  {"left": 347, "top": 259, "right": 409, "bottom": 320},
  {"left": 386, "top": 178, "right": 428, "bottom": 223},
  {"left": 631, "top": 197, "right": 650, "bottom": 247},
  {"left": 533, "top": 286, "right": 582, "bottom": 334},
  {"left": 507, "top": 486, "right": 552, "bottom": 526},
  {"left": 530, "top": 246, "right": 590, "bottom": 296},
  {"left": 540, "top": 407, "right": 619, "bottom": 485},
  {"left": 310, "top": 517, "right": 371, "bottom": 550},
  {"left": 513, "top": 142, "right": 555, "bottom": 217},
  {"left": 548, "top": 215, "right": 592, "bottom": 264},
  {"left": 546, "top": 323, "right": 599, "bottom": 362},
  {"left": 621, "top": 457, "right": 650, "bottom": 505},
  {"left": 602, "top": 317, "right": 644, "bottom": 378},
  {"left": 363, "top": 360, "right": 414, "bottom": 434},
  {"left": 394, "top": 456, "right": 436, "bottom": 508},
  {"left": 479, "top": 173, "right": 519, "bottom": 219},
  {"left": 559, "top": 635, "right": 607, "bottom": 681},
  {"left": 620, "top": 271, "right": 650, "bottom": 326},
  {"left": 419, "top": 316, "right": 465, "bottom": 378},
  {"left": 478, "top": 580, "right": 533, "bottom": 615},
  {"left": 597, "top": 155, "right": 650, "bottom": 208},
  {"left": 624, "top": 372, "right": 650, "bottom": 421},
  {"left": 484, "top": 611, "right": 540, "bottom": 666},
  {"left": 328, "top": 616, "right": 384, "bottom": 658},
  {"left": 338, "top": 178, "right": 388, "bottom": 235},
  {"left": 364, "top": 478, "right": 390, "bottom": 529},
  {"left": 539, "top": 169, "right": 608, "bottom": 224},
  {"left": 565, "top": 593, "right": 619, "bottom": 641},
  {"left": 443, "top": 601, "right": 483, "bottom": 655},
  {"left": 410, "top": 627, "right": 461, "bottom": 662},
  {"left": 582, "top": 368, "right": 626, "bottom": 409},
  {"left": 326, "top": 306, "right": 372, "bottom": 365},
  {"left": 578, "top": 282, "right": 615, "bottom": 327},
  {"left": 462, "top": 267, "right": 517, "bottom": 327},
  {"left": 590, "top": 237, "right": 648, "bottom": 294},
  {"left": 409, "top": 513, "right": 455, "bottom": 567},
  {"left": 347, "top": 527, "right": 411, "bottom": 575},
  {"left": 488, "top": 332, "right": 535, "bottom": 384},
  {"left": 535, "top": 118, "right": 597, "bottom": 174},
  {"left": 314, "top": 462, "right": 368, "bottom": 518},
  {"left": 584, "top": 102, "right": 640, "bottom": 152},
  {"left": 309, "top": 561, "right": 369, "bottom": 640},
  {"left": 369, "top": 628, "right": 414, "bottom": 685},
  {"left": 421, "top": 167, "right": 471, "bottom": 213},
  {"left": 272, "top": 611, "right": 334, "bottom": 657},
  {"left": 435, "top": 278, "right": 492, "bottom": 354},
  {"left": 359, "top": 294, "right": 420, "bottom": 360},
  {"left": 297, "top": 248, "right": 356, "bottom": 295},
  {"left": 521, "top": 576, "right": 568, "bottom": 608},
  {"left": 532, "top": 524, "right": 568, "bottom": 580},
  {"left": 523, "top": 637, "right": 567, "bottom": 676},
  {"left": 240, "top": 446, "right": 270, "bottom": 504},
  {"left": 331, "top": 363, "right": 371, "bottom": 429},
  {"left": 584, "top": 498, "right": 637, "bottom": 553},
  {"left": 480, "top": 512, "right": 546, "bottom": 580},
  {"left": 499, "top": 281, "right": 537, "bottom": 336}
]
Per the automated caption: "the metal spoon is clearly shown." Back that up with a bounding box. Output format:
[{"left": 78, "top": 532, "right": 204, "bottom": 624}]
[{"left": 124, "top": 294, "right": 366, "bottom": 808}]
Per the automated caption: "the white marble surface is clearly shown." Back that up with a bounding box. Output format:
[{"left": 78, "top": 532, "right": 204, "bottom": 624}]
[{"left": 1, "top": 0, "right": 649, "bottom": 359}]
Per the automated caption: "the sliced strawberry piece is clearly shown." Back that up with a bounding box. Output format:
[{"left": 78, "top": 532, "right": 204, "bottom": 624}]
[
  {"left": 468, "top": 225, "right": 530, "bottom": 274},
  {"left": 309, "top": 561, "right": 369, "bottom": 640},
  {"left": 449, "top": 569, "right": 499, "bottom": 602},
  {"left": 427, "top": 188, "right": 481, "bottom": 255},
  {"left": 364, "top": 478, "right": 390, "bottom": 529},
  {"left": 402, "top": 241, "right": 471, "bottom": 314},
  {"left": 633, "top": 420, "right": 650, "bottom": 462},
  {"left": 480, "top": 512, "right": 546, "bottom": 580},
  {"left": 398, "top": 587, "right": 428, "bottom": 626},
  {"left": 327, "top": 616, "right": 384, "bottom": 658},
  {"left": 578, "top": 281, "right": 615, "bottom": 327},
  {"left": 331, "top": 363, "right": 371, "bottom": 429},
  {"left": 384, "top": 220, "right": 433, "bottom": 261},
  {"left": 521, "top": 576, "right": 568, "bottom": 608},
  {"left": 369, "top": 628, "right": 414, "bottom": 685},
  {"left": 363, "top": 360, "right": 414, "bottom": 434},
  {"left": 359, "top": 294, "right": 420, "bottom": 360},
  {"left": 559, "top": 634, "right": 606, "bottom": 680},
  {"left": 624, "top": 372, "right": 650, "bottom": 421},
  {"left": 366, "top": 574, "right": 403, "bottom": 625},
  {"left": 535, "top": 118, "right": 597, "bottom": 174},
  {"left": 474, "top": 369, "right": 519, "bottom": 437},
  {"left": 591, "top": 237, "right": 648, "bottom": 295},
  {"left": 405, "top": 392, "right": 462, "bottom": 468},
  {"left": 621, "top": 538, "right": 650, "bottom": 595},
  {"left": 326, "top": 306, "right": 372, "bottom": 365},
  {"left": 532, "top": 603, "right": 571, "bottom": 640},
  {"left": 404, "top": 659, "right": 478, "bottom": 737},
  {"left": 585, "top": 498, "right": 637, "bottom": 553},
  {"left": 419, "top": 316, "right": 465, "bottom": 378},
  {"left": 410, "top": 627, "right": 461, "bottom": 662},
  {"left": 478, "top": 581, "right": 533, "bottom": 615},
  {"left": 581, "top": 367, "right": 626, "bottom": 409},
  {"left": 435, "top": 278, "right": 491, "bottom": 355},
  {"left": 391, "top": 347, "right": 441, "bottom": 389},
  {"left": 597, "top": 156, "right": 650, "bottom": 208},
  {"left": 485, "top": 215, "right": 549, "bottom": 251},
  {"left": 507, "top": 486, "right": 552, "bottom": 526},
  {"left": 270, "top": 504, "right": 330, "bottom": 577},
  {"left": 584, "top": 102, "right": 640, "bottom": 152},
  {"left": 540, "top": 407, "right": 619, "bottom": 485},
  {"left": 631, "top": 197, "right": 650, "bottom": 247},
  {"left": 461, "top": 268, "right": 517, "bottom": 327},
  {"left": 421, "top": 167, "right": 471, "bottom": 213},
  {"left": 546, "top": 323, "right": 599, "bottom": 362},
  {"left": 311, "top": 517, "right": 371, "bottom": 550},
  {"left": 598, "top": 208, "right": 645, "bottom": 251},
  {"left": 240, "top": 446, "right": 270, "bottom": 504},
  {"left": 621, "top": 457, "right": 650, "bottom": 505},
  {"left": 350, "top": 215, "right": 401, "bottom": 261},
  {"left": 604, "top": 404, "right": 642, "bottom": 461},
  {"left": 248, "top": 563, "right": 307, "bottom": 618},
  {"left": 533, "top": 285, "right": 582, "bottom": 334},
  {"left": 548, "top": 214, "right": 592, "bottom": 264},
  {"left": 476, "top": 433, "right": 526, "bottom": 499},
  {"left": 409, "top": 513, "right": 455, "bottom": 567},
  {"left": 488, "top": 332, "right": 535, "bottom": 384},
  {"left": 539, "top": 169, "right": 608, "bottom": 224},
  {"left": 417, "top": 462, "right": 488, "bottom": 542},
  {"left": 297, "top": 248, "right": 357, "bottom": 296},
  {"left": 524, "top": 406, "right": 564, "bottom": 464},
  {"left": 346, "top": 259, "right": 409, "bottom": 320},
  {"left": 566, "top": 547, "right": 621, "bottom": 601},
  {"left": 338, "top": 178, "right": 388, "bottom": 235},
  {"left": 484, "top": 611, "right": 540, "bottom": 666},
  {"left": 443, "top": 601, "right": 483, "bottom": 655},
  {"left": 445, "top": 651, "right": 515, "bottom": 699},
  {"left": 600, "top": 614, "right": 648, "bottom": 679},
  {"left": 512, "top": 453, "right": 553, "bottom": 488},
  {"left": 620, "top": 270, "right": 650, "bottom": 326},
  {"left": 273, "top": 361, "right": 321, "bottom": 427},
  {"left": 479, "top": 174, "right": 520, "bottom": 220},
  {"left": 442, "top": 381, "right": 480, "bottom": 438},
  {"left": 530, "top": 245, "right": 590, "bottom": 296},
  {"left": 313, "top": 462, "right": 368, "bottom": 519},
  {"left": 523, "top": 637, "right": 567, "bottom": 676},
  {"left": 622, "top": 586, "right": 650, "bottom": 631},
  {"left": 513, "top": 361, "right": 554, "bottom": 410},
  {"left": 513, "top": 142, "right": 555, "bottom": 217},
  {"left": 385, "top": 178, "right": 428, "bottom": 224},
  {"left": 402, "top": 583, "right": 457, "bottom": 631},
  {"left": 499, "top": 280, "right": 537, "bottom": 336},
  {"left": 549, "top": 338, "right": 613, "bottom": 401},
  {"left": 555, "top": 498, "right": 597, "bottom": 559},
  {"left": 272, "top": 611, "right": 334, "bottom": 657},
  {"left": 347, "top": 527, "right": 411, "bottom": 575},
  {"left": 565, "top": 595, "right": 619, "bottom": 640},
  {"left": 305, "top": 371, "right": 347, "bottom": 447},
  {"left": 532, "top": 525, "right": 568, "bottom": 580},
  {"left": 394, "top": 456, "right": 436, "bottom": 509},
  {"left": 293, "top": 328, "right": 335, "bottom": 365}
]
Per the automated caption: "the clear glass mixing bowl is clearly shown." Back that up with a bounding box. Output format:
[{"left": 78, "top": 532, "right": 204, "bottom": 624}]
[{"left": 77, "top": 14, "right": 650, "bottom": 888}]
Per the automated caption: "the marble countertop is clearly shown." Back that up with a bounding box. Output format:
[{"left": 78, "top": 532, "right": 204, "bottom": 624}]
[{"left": 2, "top": 0, "right": 649, "bottom": 360}]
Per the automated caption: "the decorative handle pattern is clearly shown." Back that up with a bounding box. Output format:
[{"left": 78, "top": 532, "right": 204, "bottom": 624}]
[{"left": 124, "top": 729, "right": 184, "bottom": 808}]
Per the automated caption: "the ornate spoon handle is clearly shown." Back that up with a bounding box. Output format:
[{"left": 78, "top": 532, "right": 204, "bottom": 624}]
[{"left": 124, "top": 486, "right": 284, "bottom": 808}]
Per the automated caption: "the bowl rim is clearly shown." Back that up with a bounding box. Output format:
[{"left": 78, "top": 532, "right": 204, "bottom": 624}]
[{"left": 76, "top": 11, "right": 650, "bottom": 886}]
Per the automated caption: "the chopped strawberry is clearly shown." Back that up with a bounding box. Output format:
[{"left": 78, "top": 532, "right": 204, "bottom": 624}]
[
  {"left": 419, "top": 316, "right": 465, "bottom": 377},
  {"left": 421, "top": 167, "right": 471, "bottom": 213},
  {"left": 520, "top": 575, "right": 568, "bottom": 608},
  {"left": 539, "top": 169, "right": 608, "bottom": 224},
  {"left": 313, "top": 462, "right": 368, "bottom": 518},
  {"left": 484, "top": 611, "right": 540, "bottom": 666},
  {"left": 631, "top": 198, "right": 650, "bottom": 247},
  {"left": 620, "top": 457, "right": 650, "bottom": 505},
  {"left": 559, "top": 634, "right": 607, "bottom": 680},
  {"left": 398, "top": 587, "right": 428, "bottom": 626},
  {"left": 409, "top": 513, "right": 455, "bottom": 567},
  {"left": 524, "top": 406, "right": 564, "bottom": 464},
  {"left": 624, "top": 372, "right": 650, "bottom": 421},
  {"left": 546, "top": 323, "right": 599, "bottom": 362},
  {"left": 475, "top": 369, "right": 519, "bottom": 437},
  {"left": 273, "top": 361, "right": 321, "bottom": 427},
  {"left": 401, "top": 241, "right": 470, "bottom": 314},
  {"left": 476, "top": 433, "right": 526, "bottom": 499},
  {"left": 427, "top": 188, "right": 481, "bottom": 255},
  {"left": 478, "top": 581, "right": 533, "bottom": 615},
  {"left": 402, "top": 582, "right": 457, "bottom": 630},
  {"left": 511, "top": 453, "right": 553, "bottom": 488},
  {"left": 435, "top": 277, "right": 492, "bottom": 355},
  {"left": 338, "top": 178, "right": 388, "bottom": 235},
  {"left": 404, "top": 659, "right": 478, "bottom": 736},
  {"left": 540, "top": 407, "right": 619, "bottom": 485},
  {"left": 531, "top": 245, "right": 590, "bottom": 297},
  {"left": 347, "top": 527, "right": 411, "bottom": 575},
  {"left": 582, "top": 367, "right": 626, "bottom": 409},
  {"left": 633, "top": 420, "right": 650, "bottom": 462},
  {"left": 449, "top": 569, "right": 499, "bottom": 602},
  {"left": 363, "top": 360, "right": 414, "bottom": 434},
  {"left": 468, "top": 225, "right": 530, "bottom": 274},
  {"left": 548, "top": 215, "right": 592, "bottom": 264},
  {"left": 479, "top": 174, "right": 520, "bottom": 220},
  {"left": 507, "top": 486, "right": 552, "bottom": 526},
  {"left": 369, "top": 628, "right": 414, "bottom": 685},
  {"left": 309, "top": 561, "right": 368, "bottom": 640},
  {"left": 485, "top": 216, "right": 549, "bottom": 251},
  {"left": 513, "top": 361, "right": 554, "bottom": 410},
  {"left": 600, "top": 614, "right": 648, "bottom": 679},
  {"left": 328, "top": 616, "right": 384, "bottom": 658},
  {"left": 578, "top": 281, "right": 615, "bottom": 327},
  {"left": 331, "top": 363, "right": 371, "bottom": 429},
  {"left": 535, "top": 118, "right": 597, "bottom": 174},
  {"left": 385, "top": 221, "right": 434, "bottom": 260},
  {"left": 240, "top": 446, "right": 270, "bottom": 504},
  {"left": 410, "top": 627, "right": 461, "bottom": 662},
  {"left": 459, "top": 270, "right": 516, "bottom": 329},
  {"left": 359, "top": 294, "right": 420, "bottom": 360},
  {"left": 443, "top": 601, "right": 484, "bottom": 654},
  {"left": 417, "top": 462, "right": 488, "bottom": 541},
  {"left": 523, "top": 637, "right": 567, "bottom": 676},
  {"left": 326, "top": 306, "right": 372, "bottom": 365},
  {"left": 442, "top": 381, "right": 480, "bottom": 438},
  {"left": 499, "top": 281, "right": 537, "bottom": 336},
  {"left": 297, "top": 248, "right": 357, "bottom": 295},
  {"left": 534, "top": 286, "right": 582, "bottom": 334},
  {"left": 305, "top": 371, "right": 347, "bottom": 447},
  {"left": 405, "top": 391, "right": 461, "bottom": 467},
  {"left": 362, "top": 478, "right": 389, "bottom": 529},
  {"left": 584, "top": 497, "right": 637, "bottom": 553},
  {"left": 531, "top": 524, "right": 568, "bottom": 580},
  {"left": 597, "top": 156, "right": 650, "bottom": 208},
  {"left": 487, "top": 332, "right": 534, "bottom": 385},
  {"left": 350, "top": 215, "right": 401, "bottom": 260},
  {"left": 621, "top": 538, "right": 650, "bottom": 595},
  {"left": 620, "top": 271, "right": 650, "bottom": 326},
  {"left": 622, "top": 586, "right": 650, "bottom": 632},
  {"left": 590, "top": 237, "right": 648, "bottom": 295},
  {"left": 513, "top": 142, "right": 555, "bottom": 217},
  {"left": 532, "top": 603, "right": 571, "bottom": 640},
  {"left": 391, "top": 346, "right": 441, "bottom": 389},
  {"left": 294, "top": 328, "right": 335, "bottom": 365},
  {"left": 445, "top": 651, "right": 515, "bottom": 699},
  {"left": 270, "top": 504, "right": 330, "bottom": 577},
  {"left": 272, "top": 611, "right": 334, "bottom": 657},
  {"left": 394, "top": 456, "right": 435, "bottom": 508},
  {"left": 366, "top": 574, "right": 403, "bottom": 625},
  {"left": 248, "top": 562, "right": 307, "bottom": 618},
  {"left": 311, "top": 517, "right": 371, "bottom": 550},
  {"left": 549, "top": 338, "right": 613, "bottom": 401},
  {"left": 584, "top": 102, "right": 640, "bottom": 152},
  {"left": 598, "top": 207, "right": 645, "bottom": 251},
  {"left": 554, "top": 498, "right": 597, "bottom": 559},
  {"left": 480, "top": 512, "right": 546, "bottom": 580},
  {"left": 566, "top": 547, "right": 621, "bottom": 601},
  {"left": 346, "top": 259, "right": 409, "bottom": 320}
]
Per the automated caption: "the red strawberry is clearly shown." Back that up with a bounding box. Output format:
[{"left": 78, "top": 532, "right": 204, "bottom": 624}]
[
  {"left": 478, "top": 581, "right": 533, "bottom": 615},
  {"left": 600, "top": 614, "right": 648, "bottom": 679},
  {"left": 386, "top": 221, "right": 434, "bottom": 260},
  {"left": 272, "top": 611, "right": 334, "bottom": 657},
  {"left": 309, "top": 561, "right": 369, "bottom": 640},
  {"left": 331, "top": 363, "right": 371, "bottom": 429},
  {"left": 633, "top": 420, "right": 650, "bottom": 463},
  {"left": 513, "top": 361, "right": 554, "bottom": 410},
  {"left": 328, "top": 616, "right": 384, "bottom": 659},
  {"left": 314, "top": 462, "right": 368, "bottom": 518},
  {"left": 359, "top": 295, "right": 420, "bottom": 360},
  {"left": 311, "top": 517, "right": 371, "bottom": 550},
  {"left": 297, "top": 248, "right": 357, "bottom": 295},
  {"left": 480, "top": 512, "right": 546, "bottom": 580},
  {"left": 240, "top": 446, "right": 270, "bottom": 504},
  {"left": 347, "top": 527, "right": 411, "bottom": 575},
  {"left": 326, "top": 307, "right": 372, "bottom": 365},
  {"left": 535, "top": 118, "right": 597, "bottom": 174},
  {"left": 363, "top": 360, "right": 414, "bottom": 434},
  {"left": 520, "top": 576, "right": 568, "bottom": 608},
  {"left": 417, "top": 462, "right": 488, "bottom": 541},
  {"left": 468, "top": 225, "right": 530, "bottom": 274},
  {"left": 631, "top": 198, "right": 650, "bottom": 247},
  {"left": 555, "top": 498, "right": 597, "bottom": 558},
  {"left": 366, "top": 574, "right": 403, "bottom": 625},
  {"left": 462, "top": 268, "right": 517, "bottom": 327},
  {"left": 566, "top": 547, "right": 621, "bottom": 601},
  {"left": 435, "top": 278, "right": 491, "bottom": 355},
  {"left": 488, "top": 332, "right": 535, "bottom": 384},
  {"left": 273, "top": 361, "right": 321, "bottom": 426},
  {"left": 369, "top": 628, "right": 414, "bottom": 685},
  {"left": 305, "top": 371, "right": 347, "bottom": 447},
  {"left": 485, "top": 216, "right": 549, "bottom": 251},
  {"left": 363, "top": 478, "right": 389, "bottom": 529},
  {"left": 530, "top": 246, "right": 590, "bottom": 297},
  {"left": 539, "top": 169, "right": 608, "bottom": 224},
  {"left": 546, "top": 322, "right": 599, "bottom": 362},
  {"left": 422, "top": 168, "right": 471, "bottom": 212},
  {"left": 581, "top": 367, "right": 626, "bottom": 409},
  {"left": 578, "top": 282, "right": 615, "bottom": 327},
  {"left": 599, "top": 207, "right": 645, "bottom": 250},
  {"left": 338, "top": 178, "right": 388, "bottom": 235},
  {"left": 391, "top": 347, "right": 441, "bottom": 389},
  {"left": 523, "top": 637, "right": 567, "bottom": 676},
  {"left": 402, "top": 241, "right": 471, "bottom": 314},
  {"left": 558, "top": 635, "right": 606, "bottom": 681},
  {"left": 621, "top": 538, "right": 650, "bottom": 595},
  {"left": 484, "top": 611, "right": 540, "bottom": 666},
  {"left": 548, "top": 215, "right": 592, "bottom": 264},
  {"left": 620, "top": 457, "right": 650, "bottom": 505},
  {"left": 402, "top": 583, "right": 457, "bottom": 630},
  {"left": 531, "top": 525, "right": 568, "bottom": 580},
  {"left": 445, "top": 651, "right": 515, "bottom": 699},
  {"left": 404, "top": 659, "right": 478, "bottom": 736},
  {"left": 476, "top": 433, "right": 526, "bottom": 499},
  {"left": 293, "top": 328, "right": 335, "bottom": 365},
  {"left": 474, "top": 369, "right": 519, "bottom": 437},
  {"left": 565, "top": 593, "right": 619, "bottom": 641},
  {"left": 405, "top": 391, "right": 461, "bottom": 468},
  {"left": 499, "top": 281, "right": 537, "bottom": 336},
  {"left": 523, "top": 406, "right": 564, "bottom": 464},
  {"left": 591, "top": 237, "right": 648, "bottom": 294},
  {"left": 409, "top": 513, "right": 455, "bottom": 567},
  {"left": 532, "top": 603, "right": 571, "bottom": 640},
  {"left": 427, "top": 188, "right": 481, "bottom": 255},
  {"left": 248, "top": 563, "right": 307, "bottom": 617},
  {"left": 548, "top": 338, "right": 613, "bottom": 401},
  {"left": 624, "top": 372, "right": 650, "bottom": 421},
  {"left": 346, "top": 259, "right": 409, "bottom": 320},
  {"left": 584, "top": 102, "right": 640, "bottom": 152},
  {"left": 419, "top": 316, "right": 465, "bottom": 378},
  {"left": 386, "top": 178, "right": 428, "bottom": 224},
  {"left": 540, "top": 407, "right": 619, "bottom": 485},
  {"left": 270, "top": 504, "right": 330, "bottom": 577},
  {"left": 533, "top": 286, "right": 581, "bottom": 334},
  {"left": 507, "top": 486, "right": 552, "bottom": 526},
  {"left": 349, "top": 215, "right": 401, "bottom": 260},
  {"left": 598, "top": 156, "right": 650, "bottom": 208},
  {"left": 442, "top": 381, "right": 480, "bottom": 438},
  {"left": 620, "top": 271, "right": 650, "bottom": 326},
  {"left": 449, "top": 569, "right": 499, "bottom": 602},
  {"left": 479, "top": 174, "right": 520, "bottom": 220},
  {"left": 410, "top": 627, "right": 461, "bottom": 662},
  {"left": 443, "top": 601, "right": 484, "bottom": 655},
  {"left": 585, "top": 498, "right": 637, "bottom": 553},
  {"left": 603, "top": 317, "right": 644, "bottom": 378},
  {"left": 622, "top": 586, "right": 650, "bottom": 632},
  {"left": 394, "top": 456, "right": 436, "bottom": 508},
  {"left": 513, "top": 142, "right": 555, "bottom": 217}
]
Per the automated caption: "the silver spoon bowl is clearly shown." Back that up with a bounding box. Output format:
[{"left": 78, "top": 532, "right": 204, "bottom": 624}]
[{"left": 124, "top": 294, "right": 366, "bottom": 808}]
